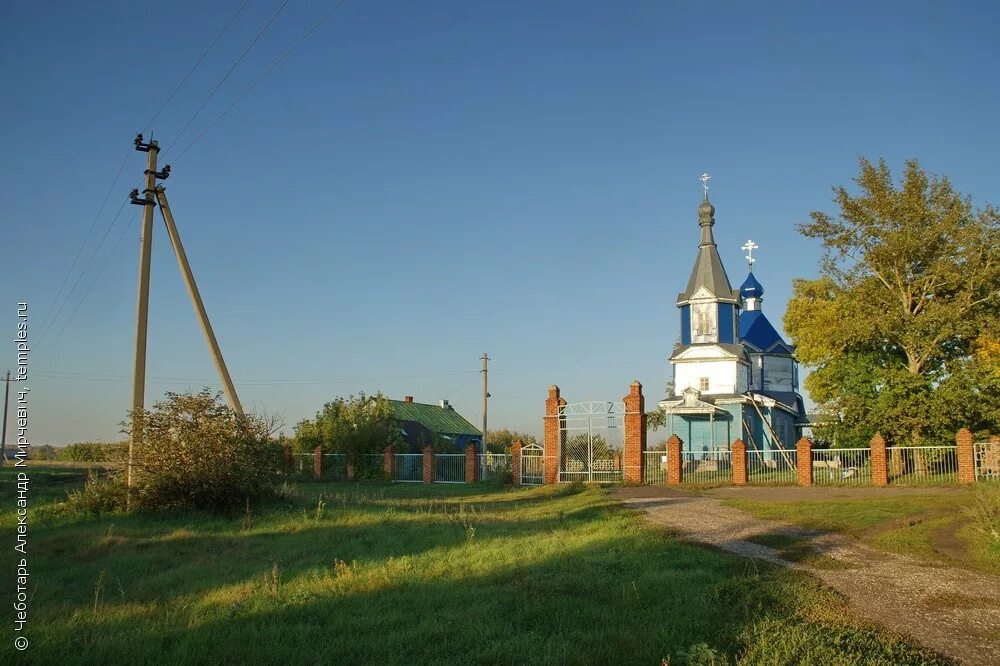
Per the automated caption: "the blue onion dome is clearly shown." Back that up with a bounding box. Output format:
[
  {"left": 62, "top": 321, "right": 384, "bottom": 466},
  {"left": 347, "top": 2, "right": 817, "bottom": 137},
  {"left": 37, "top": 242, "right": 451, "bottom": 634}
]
[{"left": 740, "top": 271, "right": 764, "bottom": 299}]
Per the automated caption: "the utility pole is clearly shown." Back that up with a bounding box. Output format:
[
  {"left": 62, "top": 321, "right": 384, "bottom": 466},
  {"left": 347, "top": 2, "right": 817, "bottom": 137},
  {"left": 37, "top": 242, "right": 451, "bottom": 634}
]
[
  {"left": 1, "top": 370, "right": 10, "bottom": 466},
  {"left": 481, "top": 353, "right": 490, "bottom": 453},
  {"left": 128, "top": 133, "right": 161, "bottom": 494},
  {"left": 155, "top": 186, "right": 244, "bottom": 417}
]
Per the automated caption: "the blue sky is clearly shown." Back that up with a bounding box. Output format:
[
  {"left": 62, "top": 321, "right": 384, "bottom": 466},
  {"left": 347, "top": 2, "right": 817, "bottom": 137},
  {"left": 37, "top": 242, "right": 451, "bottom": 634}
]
[{"left": 3, "top": 1, "right": 999, "bottom": 445}]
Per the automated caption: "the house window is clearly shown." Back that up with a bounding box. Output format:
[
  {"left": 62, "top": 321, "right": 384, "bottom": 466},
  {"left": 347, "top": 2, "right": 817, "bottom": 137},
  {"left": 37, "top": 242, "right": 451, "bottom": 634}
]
[{"left": 699, "top": 377, "right": 709, "bottom": 391}]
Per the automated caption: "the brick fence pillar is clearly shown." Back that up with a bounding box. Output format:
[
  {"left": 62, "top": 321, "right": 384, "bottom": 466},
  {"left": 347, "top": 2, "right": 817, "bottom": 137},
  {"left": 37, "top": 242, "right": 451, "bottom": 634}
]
[
  {"left": 346, "top": 458, "right": 356, "bottom": 481},
  {"left": 511, "top": 440, "right": 522, "bottom": 485},
  {"left": 796, "top": 437, "right": 813, "bottom": 486},
  {"left": 422, "top": 445, "right": 434, "bottom": 484},
  {"left": 666, "top": 434, "right": 683, "bottom": 485},
  {"left": 956, "top": 428, "right": 975, "bottom": 484},
  {"left": 282, "top": 443, "right": 293, "bottom": 473},
  {"left": 543, "top": 385, "right": 564, "bottom": 485},
  {"left": 313, "top": 446, "right": 322, "bottom": 480},
  {"left": 623, "top": 380, "right": 646, "bottom": 483},
  {"left": 731, "top": 439, "right": 747, "bottom": 485},
  {"left": 465, "top": 442, "right": 479, "bottom": 483},
  {"left": 383, "top": 445, "right": 396, "bottom": 480},
  {"left": 870, "top": 433, "right": 888, "bottom": 486}
]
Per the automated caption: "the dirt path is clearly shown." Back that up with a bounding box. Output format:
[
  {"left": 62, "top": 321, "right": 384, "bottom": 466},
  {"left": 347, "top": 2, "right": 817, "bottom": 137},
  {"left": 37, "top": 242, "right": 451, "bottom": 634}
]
[{"left": 617, "top": 486, "right": 1000, "bottom": 665}]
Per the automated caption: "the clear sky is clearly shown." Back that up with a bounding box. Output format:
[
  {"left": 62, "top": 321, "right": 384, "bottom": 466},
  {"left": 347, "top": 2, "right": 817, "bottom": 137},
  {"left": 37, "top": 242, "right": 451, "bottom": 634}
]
[{"left": 3, "top": 1, "right": 999, "bottom": 445}]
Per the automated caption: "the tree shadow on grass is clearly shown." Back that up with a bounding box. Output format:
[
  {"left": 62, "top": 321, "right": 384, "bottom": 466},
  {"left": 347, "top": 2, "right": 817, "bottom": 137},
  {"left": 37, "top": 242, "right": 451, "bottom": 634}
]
[{"left": 18, "top": 530, "right": 947, "bottom": 666}]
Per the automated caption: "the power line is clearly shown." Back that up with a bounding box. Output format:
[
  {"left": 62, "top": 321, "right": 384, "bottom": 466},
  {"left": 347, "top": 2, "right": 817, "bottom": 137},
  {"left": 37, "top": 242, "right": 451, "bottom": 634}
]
[
  {"left": 174, "top": 0, "right": 348, "bottom": 161},
  {"left": 163, "top": 0, "right": 290, "bottom": 155},
  {"left": 35, "top": 194, "right": 136, "bottom": 345},
  {"left": 144, "top": 0, "right": 252, "bottom": 133},
  {"left": 34, "top": 147, "right": 131, "bottom": 337},
  {"left": 42, "top": 209, "right": 140, "bottom": 352}
]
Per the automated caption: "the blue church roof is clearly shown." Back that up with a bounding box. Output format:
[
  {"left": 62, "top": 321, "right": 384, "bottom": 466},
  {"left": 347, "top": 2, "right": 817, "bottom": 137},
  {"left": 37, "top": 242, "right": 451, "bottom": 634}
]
[
  {"left": 739, "top": 272, "right": 764, "bottom": 299},
  {"left": 739, "top": 310, "right": 788, "bottom": 351}
]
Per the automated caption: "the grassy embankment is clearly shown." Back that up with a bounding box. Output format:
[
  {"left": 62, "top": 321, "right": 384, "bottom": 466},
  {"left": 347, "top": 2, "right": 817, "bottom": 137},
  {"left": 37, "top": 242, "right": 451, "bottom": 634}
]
[
  {"left": 723, "top": 487, "right": 1000, "bottom": 574},
  {"left": 0, "top": 466, "right": 947, "bottom": 664}
]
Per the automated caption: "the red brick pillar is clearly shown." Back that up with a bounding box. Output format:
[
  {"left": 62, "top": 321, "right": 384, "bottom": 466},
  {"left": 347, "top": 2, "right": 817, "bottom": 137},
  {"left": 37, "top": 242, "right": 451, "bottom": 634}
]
[
  {"left": 623, "top": 380, "right": 646, "bottom": 483},
  {"left": 543, "top": 386, "right": 564, "bottom": 485},
  {"left": 956, "top": 428, "right": 975, "bottom": 484},
  {"left": 282, "top": 443, "right": 293, "bottom": 472},
  {"left": 346, "top": 458, "right": 356, "bottom": 481},
  {"left": 731, "top": 439, "right": 747, "bottom": 485},
  {"left": 384, "top": 445, "right": 396, "bottom": 480},
  {"left": 511, "top": 440, "right": 522, "bottom": 486},
  {"left": 465, "top": 442, "right": 479, "bottom": 483},
  {"left": 313, "top": 446, "right": 322, "bottom": 480},
  {"left": 422, "top": 445, "right": 434, "bottom": 484},
  {"left": 666, "top": 435, "right": 683, "bottom": 485},
  {"left": 796, "top": 437, "right": 813, "bottom": 486},
  {"left": 870, "top": 433, "right": 888, "bottom": 486}
]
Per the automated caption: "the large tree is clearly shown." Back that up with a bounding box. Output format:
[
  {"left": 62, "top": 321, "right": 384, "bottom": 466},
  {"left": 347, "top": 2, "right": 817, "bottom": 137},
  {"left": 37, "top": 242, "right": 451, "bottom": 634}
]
[{"left": 785, "top": 158, "right": 1000, "bottom": 446}]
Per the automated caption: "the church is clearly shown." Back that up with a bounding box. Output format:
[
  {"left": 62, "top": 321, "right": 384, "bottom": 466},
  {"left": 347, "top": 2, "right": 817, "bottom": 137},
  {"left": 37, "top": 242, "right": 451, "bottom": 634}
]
[{"left": 658, "top": 182, "right": 808, "bottom": 454}]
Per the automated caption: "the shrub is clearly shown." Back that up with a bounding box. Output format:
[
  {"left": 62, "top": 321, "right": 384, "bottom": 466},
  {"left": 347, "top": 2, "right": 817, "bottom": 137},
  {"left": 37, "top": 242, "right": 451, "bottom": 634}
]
[
  {"left": 75, "top": 390, "right": 282, "bottom": 513},
  {"left": 967, "top": 483, "right": 1000, "bottom": 543}
]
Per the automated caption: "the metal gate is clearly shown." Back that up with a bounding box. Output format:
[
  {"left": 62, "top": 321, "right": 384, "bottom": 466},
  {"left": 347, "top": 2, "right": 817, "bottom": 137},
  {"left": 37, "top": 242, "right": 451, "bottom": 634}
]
[{"left": 559, "top": 401, "right": 624, "bottom": 482}]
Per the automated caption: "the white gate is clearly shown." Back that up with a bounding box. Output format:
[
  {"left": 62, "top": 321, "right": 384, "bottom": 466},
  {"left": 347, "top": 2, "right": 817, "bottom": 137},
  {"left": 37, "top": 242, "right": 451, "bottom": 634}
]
[{"left": 558, "top": 401, "right": 624, "bottom": 482}]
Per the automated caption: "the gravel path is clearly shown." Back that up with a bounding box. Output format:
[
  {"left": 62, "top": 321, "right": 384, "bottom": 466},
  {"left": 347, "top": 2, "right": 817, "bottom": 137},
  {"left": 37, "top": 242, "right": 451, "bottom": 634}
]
[{"left": 617, "top": 486, "right": 1000, "bottom": 665}]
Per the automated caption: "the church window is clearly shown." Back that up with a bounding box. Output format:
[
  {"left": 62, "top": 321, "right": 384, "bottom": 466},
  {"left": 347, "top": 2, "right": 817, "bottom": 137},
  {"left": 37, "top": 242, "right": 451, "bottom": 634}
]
[{"left": 699, "top": 377, "right": 709, "bottom": 391}]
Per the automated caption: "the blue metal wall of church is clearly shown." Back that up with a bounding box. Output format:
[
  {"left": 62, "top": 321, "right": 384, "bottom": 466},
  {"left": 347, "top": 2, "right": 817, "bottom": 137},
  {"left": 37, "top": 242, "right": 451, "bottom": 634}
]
[
  {"left": 680, "top": 306, "right": 691, "bottom": 344},
  {"left": 718, "top": 304, "right": 735, "bottom": 343}
]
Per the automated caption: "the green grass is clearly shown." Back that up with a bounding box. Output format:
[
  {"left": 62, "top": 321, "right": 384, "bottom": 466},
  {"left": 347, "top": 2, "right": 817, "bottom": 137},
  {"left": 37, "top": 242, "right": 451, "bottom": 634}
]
[
  {"left": 723, "top": 490, "right": 1000, "bottom": 574},
  {"left": 0, "top": 467, "right": 946, "bottom": 665}
]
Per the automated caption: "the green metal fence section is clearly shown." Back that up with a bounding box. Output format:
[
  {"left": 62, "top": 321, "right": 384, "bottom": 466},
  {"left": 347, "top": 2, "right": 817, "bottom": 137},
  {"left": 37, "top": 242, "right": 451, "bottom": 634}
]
[
  {"left": 434, "top": 454, "right": 465, "bottom": 483},
  {"left": 521, "top": 453, "right": 544, "bottom": 485},
  {"left": 680, "top": 451, "right": 732, "bottom": 485},
  {"left": 395, "top": 453, "right": 422, "bottom": 482},
  {"left": 812, "top": 448, "right": 871, "bottom": 485},
  {"left": 642, "top": 451, "right": 667, "bottom": 484},
  {"left": 480, "top": 453, "right": 511, "bottom": 481},
  {"left": 747, "top": 449, "right": 797, "bottom": 485},
  {"left": 887, "top": 446, "right": 958, "bottom": 485}
]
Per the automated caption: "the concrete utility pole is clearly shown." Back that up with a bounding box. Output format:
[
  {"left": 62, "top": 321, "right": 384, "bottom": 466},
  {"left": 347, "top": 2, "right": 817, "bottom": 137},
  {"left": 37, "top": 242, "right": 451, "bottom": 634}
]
[
  {"left": 1, "top": 370, "right": 10, "bottom": 466},
  {"left": 481, "top": 353, "right": 490, "bottom": 453},
  {"left": 128, "top": 134, "right": 160, "bottom": 492},
  {"left": 155, "top": 187, "right": 244, "bottom": 417}
]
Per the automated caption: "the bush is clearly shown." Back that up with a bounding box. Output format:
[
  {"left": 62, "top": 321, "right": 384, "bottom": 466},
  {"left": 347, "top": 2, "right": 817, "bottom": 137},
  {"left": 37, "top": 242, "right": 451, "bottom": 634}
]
[
  {"left": 967, "top": 483, "right": 1000, "bottom": 543},
  {"left": 77, "top": 390, "right": 282, "bottom": 513}
]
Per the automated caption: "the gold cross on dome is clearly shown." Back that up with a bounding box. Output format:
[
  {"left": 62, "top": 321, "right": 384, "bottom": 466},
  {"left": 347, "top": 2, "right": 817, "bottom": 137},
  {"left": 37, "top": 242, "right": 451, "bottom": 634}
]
[{"left": 742, "top": 239, "right": 759, "bottom": 268}]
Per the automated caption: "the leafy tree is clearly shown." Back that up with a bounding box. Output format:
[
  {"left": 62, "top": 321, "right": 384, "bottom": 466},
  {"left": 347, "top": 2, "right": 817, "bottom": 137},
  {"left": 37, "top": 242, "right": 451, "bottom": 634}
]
[
  {"left": 293, "top": 393, "right": 402, "bottom": 457},
  {"left": 485, "top": 428, "right": 538, "bottom": 453},
  {"left": 645, "top": 410, "right": 665, "bottom": 432},
  {"left": 786, "top": 158, "right": 1000, "bottom": 446}
]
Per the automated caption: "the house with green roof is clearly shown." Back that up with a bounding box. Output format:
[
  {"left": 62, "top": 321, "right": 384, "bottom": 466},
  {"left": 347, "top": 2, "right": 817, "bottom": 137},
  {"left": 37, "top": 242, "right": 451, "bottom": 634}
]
[{"left": 390, "top": 396, "right": 482, "bottom": 453}]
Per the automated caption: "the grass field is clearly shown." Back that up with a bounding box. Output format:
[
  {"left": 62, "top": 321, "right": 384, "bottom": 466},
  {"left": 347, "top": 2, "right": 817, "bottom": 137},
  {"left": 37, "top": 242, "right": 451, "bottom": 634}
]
[
  {"left": 1, "top": 467, "right": 947, "bottom": 665},
  {"left": 723, "top": 488, "right": 1000, "bottom": 574}
]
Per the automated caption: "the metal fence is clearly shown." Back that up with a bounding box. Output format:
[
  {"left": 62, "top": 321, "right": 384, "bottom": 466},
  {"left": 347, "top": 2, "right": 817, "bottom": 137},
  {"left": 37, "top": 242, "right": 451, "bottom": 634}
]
[
  {"left": 521, "top": 453, "right": 544, "bottom": 485},
  {"left": 434, "top": 454, "right": 465, "bottom": 483},
  {"left": 812, "top": 448, "right": 871, "bottom": 485},
  {"left": 747, "top": 448, "right": 797, "bottom": 485},
  {"left": 321, "top": 453, "right": 348, "bottom": 481},
  {"left": 642, "top": 451, "right": 667, "bottom": 484},
  {"left": 681, "top": 451, "right": 732, "bottom": 484},
  {"left": 480, "top": 453, "right": 511, "bottom": 481},
  {"left": 975, "top": 441, "right": 1000, "bottom": 481},
  {"left": 887, "top": 446, "right": 958, "bottom": 485},
  {"left": 395, "top": 453, "right": 423, "bottom": 482}
]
